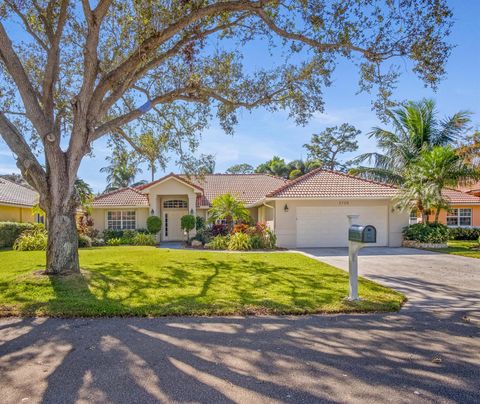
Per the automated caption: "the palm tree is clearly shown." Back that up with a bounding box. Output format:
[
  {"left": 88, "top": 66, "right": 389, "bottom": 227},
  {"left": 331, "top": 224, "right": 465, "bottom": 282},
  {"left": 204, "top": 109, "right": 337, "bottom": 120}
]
[
  {"left": 395, "top": 146, "right": 480, "bottom": 223},
  {"left": 350, "top": 99, "right": 471, "bottom": 184},
  {"left": 208, "top": 193, "right": 251, "bottom": 230},
  {"left": 100, "top": 147, "right": 142, "bottom": 192}
]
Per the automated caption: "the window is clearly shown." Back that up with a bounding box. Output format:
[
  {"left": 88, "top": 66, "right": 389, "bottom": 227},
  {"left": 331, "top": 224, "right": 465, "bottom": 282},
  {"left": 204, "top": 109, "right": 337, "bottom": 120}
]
[
  {"left": 164, "top": 213, "right": 168, "bottom": 237},
  {"left": 34, "top": 213, "right": 45, "bottom": 224},
  {"left": 107, "top": 211, "right": 136, "bottom": 230},
  {"left": 409, "top": 209, "right": 418, "bottom": 225},
  {"left": 446, "top": 208, "right": 472, "bottom": 227},
  {"left": 163, "top": 200, "right": 187, "bottom": 209}
]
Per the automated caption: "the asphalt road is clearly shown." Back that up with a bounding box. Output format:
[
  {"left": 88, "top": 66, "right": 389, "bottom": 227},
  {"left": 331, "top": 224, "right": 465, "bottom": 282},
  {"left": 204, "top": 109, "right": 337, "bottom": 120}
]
[{"left": 1, "top": 248, "right": 479, "bottom": 403}]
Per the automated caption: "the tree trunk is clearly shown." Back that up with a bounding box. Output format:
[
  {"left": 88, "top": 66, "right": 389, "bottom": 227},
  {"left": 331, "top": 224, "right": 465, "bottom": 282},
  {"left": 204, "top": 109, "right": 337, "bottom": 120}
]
[
  {"left": 46, "top": 204, "right": 80, "bottom": 274},
  {"left": 46, "top": 213, "right": 79, "bottom": 274},
  {"left": 434, "top": 208, "right": 441, "bottom": 224}
]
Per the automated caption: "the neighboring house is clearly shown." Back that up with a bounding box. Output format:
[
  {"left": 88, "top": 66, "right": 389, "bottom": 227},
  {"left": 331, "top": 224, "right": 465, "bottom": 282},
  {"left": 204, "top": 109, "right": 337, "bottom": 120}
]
[
  {"left": 91, "top": 169, "right": 411, "bottom": 248},
  {"left": 422, "top": 188, "right": 480, "bottom": 227},
  {"left": 0, "top": 178, "right": 43, "bottom": 223},
  {"left": 458, "top": 181, "right": 480, "bottom": 197}
]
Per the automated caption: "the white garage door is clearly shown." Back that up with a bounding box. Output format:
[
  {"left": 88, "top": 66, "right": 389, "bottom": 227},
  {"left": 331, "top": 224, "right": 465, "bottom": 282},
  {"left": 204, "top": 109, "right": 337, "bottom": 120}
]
[{"left": 296, "top": 205, "right": 388, "bottom": 247}]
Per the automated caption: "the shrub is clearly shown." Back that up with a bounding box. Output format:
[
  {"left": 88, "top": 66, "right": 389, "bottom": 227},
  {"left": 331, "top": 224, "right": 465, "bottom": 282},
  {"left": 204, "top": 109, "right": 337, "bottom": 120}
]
[
  {"left": 13, "top": 225, "right": 48, "bottom": 251},
  {"left": 131, "top": 233, "right": 156, "bottom": 246},
  {"left": 103, "top": 229, "right": 124, "bottom": 241},
  {"left": 78, "top": 234, "right": 92, "bottom": 248},
  {"left": 228, "top": 232, "right": 252, "bottom": 251},
  {"left": 181, "top": 215, "right": 196, "bottom": 239},
  {"left": 106, "top": 237, "right": 122, "bottom": 246},
  {"left": 231, "top": 223, "right": 250, "bottom": 234},
  {"left": 250, "top": 234, "right": 263, "bottom": 249},
  {"left": 263, "top": 228, "right": 277, "bottom": 249},
  {"left": 147, "top": 216, "right": 162, "bottom": 234},
  {"left": 192, "top": 228, "right": 212, "bottom": 245},
  {"left": 205, "top": 235, "right": 230, "bottom": 250},
  {"left": 448, "top": 227, "right": 480, "bottom": 240},
  {"left": 76, "top": 214, "right": 98, "bottom": 238},
  {"left": 91, "top": 238, "right": 105, "bottom": 247},
  {"left": 0, "top": 222, "right": 35, "bottom": 248},
  {"left": 195, "top": 216, "right": 206, "bottom": 230},
  {"left": 403, "top": 223, "right": 449, "bottom": 243},
  {"left": 211, "top": 223, "right": 228, "bottom": 236},
  {"left": 122, "top": 229, "right": 137, "bottom": 242}
]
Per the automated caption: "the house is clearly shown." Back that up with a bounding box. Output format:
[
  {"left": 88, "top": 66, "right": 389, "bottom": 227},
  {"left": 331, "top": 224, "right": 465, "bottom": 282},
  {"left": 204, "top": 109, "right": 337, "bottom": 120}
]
[
  {"left": 0, "top": 178, "right": 43, "bottom": 223},
  {"left": 457, "top": 181, "right": 480, "bottom": 197},
  {"left": 421, "top": 188, "right": 480, "bottom": 227},
  {"left": 91, "top": 169, "right": 411, "bottom": 248}
]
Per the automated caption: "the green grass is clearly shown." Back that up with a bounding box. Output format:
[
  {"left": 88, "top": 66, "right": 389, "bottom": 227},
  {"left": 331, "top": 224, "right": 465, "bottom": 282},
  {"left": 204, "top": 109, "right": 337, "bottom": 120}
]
[
  {"left": 432, "top": 240, "right": 480, "bottom": 259},
  {"left": 0, "top": 247, "right": 405, "bottom": 317}
]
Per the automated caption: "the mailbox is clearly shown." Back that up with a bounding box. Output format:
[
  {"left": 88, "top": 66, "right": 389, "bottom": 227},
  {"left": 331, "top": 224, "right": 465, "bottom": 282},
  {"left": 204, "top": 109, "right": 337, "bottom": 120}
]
[{"left": 348, "top": 224, "right": 376, "bottom": 243}]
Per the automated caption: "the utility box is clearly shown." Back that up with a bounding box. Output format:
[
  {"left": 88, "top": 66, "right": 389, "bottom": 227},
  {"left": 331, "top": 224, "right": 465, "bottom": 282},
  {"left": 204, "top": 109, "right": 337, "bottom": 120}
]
[{"left": 348, "top": 224, "right": 377, "bottom": 243}]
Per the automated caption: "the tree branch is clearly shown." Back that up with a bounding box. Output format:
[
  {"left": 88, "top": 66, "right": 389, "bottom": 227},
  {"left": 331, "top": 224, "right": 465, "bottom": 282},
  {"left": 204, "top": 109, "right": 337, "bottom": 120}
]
[
  {"left": 0, "top": 113, "right": 47, "bottom": 195},
  {"left": 4, "top": 0, "right": 49, "bottom": 51},
  {"left": 90, "top": 1, "right": 262, "bottom": 111},
  {"left": 0, "top": 23, "right": 49, "bottom": 138},
  {"left": 97, "top": 13, "right": 251, "bottom": 117}
]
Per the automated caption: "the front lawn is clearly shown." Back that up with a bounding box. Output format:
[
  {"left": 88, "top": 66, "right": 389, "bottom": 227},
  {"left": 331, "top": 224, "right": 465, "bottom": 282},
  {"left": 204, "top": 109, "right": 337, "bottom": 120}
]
[
  {"left": 0, "top": 247, "right": 405, "bottom": 316},
  {"left": 432, "top": 240, "right": 480, "bottom": 259}
]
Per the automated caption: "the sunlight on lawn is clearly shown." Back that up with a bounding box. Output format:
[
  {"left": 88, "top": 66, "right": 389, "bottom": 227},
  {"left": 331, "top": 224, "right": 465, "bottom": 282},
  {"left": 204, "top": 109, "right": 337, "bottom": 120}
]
[{"left": 0, "top": 247, "right": 405, "bottom": 316}]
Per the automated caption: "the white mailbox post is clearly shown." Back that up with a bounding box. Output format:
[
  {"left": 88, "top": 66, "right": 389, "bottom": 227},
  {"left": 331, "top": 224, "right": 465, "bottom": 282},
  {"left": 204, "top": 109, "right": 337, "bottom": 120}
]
[
  {"left": 347, "top": 215, "right": 377, "bottom": 301},
  {"left": 347, "top": 215, "right": 361, "bottom": 301}
]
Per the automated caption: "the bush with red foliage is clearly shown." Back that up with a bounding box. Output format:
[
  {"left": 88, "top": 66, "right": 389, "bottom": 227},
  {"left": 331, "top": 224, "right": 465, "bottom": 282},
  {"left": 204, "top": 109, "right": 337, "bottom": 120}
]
[{"left": 211, "top": 223, "right": 229, "bottom": 236}]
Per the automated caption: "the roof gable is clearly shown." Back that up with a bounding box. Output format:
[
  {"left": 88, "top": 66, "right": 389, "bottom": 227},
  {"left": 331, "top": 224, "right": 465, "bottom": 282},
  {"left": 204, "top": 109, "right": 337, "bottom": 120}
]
[
  {"left": 92, "top": 187, "right": 149, "bottom": 207},
  {"left": 136, "top": 173, "right": 203, "bottom": 193},
  {"left": 267, "top": 169, "right": 398, "bottom": 199},
  {"left": 0, "top": 178, "right": 38, "bottom": 207}
]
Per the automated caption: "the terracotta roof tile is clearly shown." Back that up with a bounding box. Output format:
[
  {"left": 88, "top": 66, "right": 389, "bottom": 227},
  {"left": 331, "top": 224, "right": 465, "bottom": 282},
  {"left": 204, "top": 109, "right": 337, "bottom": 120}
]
[
  {"left": 0, "top": 178, "right": 38, "bottom": 207},
  {"left": 136, "top": 173, "right": 204, "bottom": 192},
  {"left": 442, "top": 188, "right": 480, "bottom": 205},
  {"left": 457, "top": 181, "right": 480, "bottom": 194},
  {"left": 92, "top": 187, "right": 149, "bottom": 207},
  {"left": 267, "top": 169, "right": 398, "bottom": 199},
  {"left": 183, "top": 174, "right": 289, "bottom": 206}
]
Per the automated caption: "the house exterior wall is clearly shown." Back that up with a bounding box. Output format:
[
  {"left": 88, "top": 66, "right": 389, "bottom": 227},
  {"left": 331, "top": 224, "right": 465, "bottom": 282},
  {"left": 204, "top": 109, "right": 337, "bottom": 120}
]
[
  {"left": 272, "top": 199, "right": 408, "bottom": 248},
  {"left": 426, "top": 205, "right": 480, "bottom": 227},
  {"left": 0, "top": 205, "right": 34, "bottom": 223},
  {"left": 91, "top": 207, "right": 150, "bottom": 232}
]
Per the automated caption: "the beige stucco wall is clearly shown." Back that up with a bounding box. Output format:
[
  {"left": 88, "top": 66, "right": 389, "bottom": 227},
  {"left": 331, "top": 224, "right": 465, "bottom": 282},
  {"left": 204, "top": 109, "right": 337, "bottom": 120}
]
[
  {"left": 0, "top": 205, "right": 35, "bottom": 223},
  {"left": 91, "top": 207, "right": 150, "bottom": 232},
  {"left": 272, "top": 199, "right": 409, "bottom": 248}
]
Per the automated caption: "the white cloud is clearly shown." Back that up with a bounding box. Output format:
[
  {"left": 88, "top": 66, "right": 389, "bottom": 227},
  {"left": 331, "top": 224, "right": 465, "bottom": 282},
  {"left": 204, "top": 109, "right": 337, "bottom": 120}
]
[{"left": 0, "top": 164, "right": 20, "bottom": 174}]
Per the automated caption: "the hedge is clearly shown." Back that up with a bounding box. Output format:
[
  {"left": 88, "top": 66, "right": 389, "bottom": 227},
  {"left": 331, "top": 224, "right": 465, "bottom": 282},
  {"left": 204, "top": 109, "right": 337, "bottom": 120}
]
[
  {"left": 448, "top": 227, "right": 480, "bottom": 240},
  {"left": 0, "top": 222, "right": 35, "bottom": 248}
]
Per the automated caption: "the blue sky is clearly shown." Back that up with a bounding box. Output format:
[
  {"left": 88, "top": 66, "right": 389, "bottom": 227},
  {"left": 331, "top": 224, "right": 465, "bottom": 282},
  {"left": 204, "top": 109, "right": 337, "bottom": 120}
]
[{"left": 1, "top": 1, "right": 479, "bottom": 193}]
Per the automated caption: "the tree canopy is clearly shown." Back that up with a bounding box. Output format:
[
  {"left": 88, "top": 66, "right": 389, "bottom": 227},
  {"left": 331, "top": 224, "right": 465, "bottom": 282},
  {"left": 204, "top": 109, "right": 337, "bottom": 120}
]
[
  {"left": 304, "top": 123, "right": 360, "bottom": 171},
  {"left": 0, "top": 1, "right": 455, "bottom": 273}
]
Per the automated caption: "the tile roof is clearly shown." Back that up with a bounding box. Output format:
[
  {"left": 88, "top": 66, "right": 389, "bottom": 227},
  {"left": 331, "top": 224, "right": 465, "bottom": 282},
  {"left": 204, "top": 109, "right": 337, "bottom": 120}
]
[
  {"left": 92, "top": 187, "right": 149, "bottom": 207},
  {"left": 442, "top": 188, "right": 480, "bottom": 205},
  {"left": 92, "top": 170, "right": 480, "bottom": 208},
  {"left": 184, "top": 174, "right": 289, "bottom": 206},
  {"left": 136, "top": 173, "right": 204, "bottom": 192},
  {"left": 0, "top": 178, "right": 38, "bottom": 207},
  {"left": 457, "top": 181, "right": 480, "bottom": 194},
  {"left": 266, "top": 169, "right": 398, "bottom": 199}
]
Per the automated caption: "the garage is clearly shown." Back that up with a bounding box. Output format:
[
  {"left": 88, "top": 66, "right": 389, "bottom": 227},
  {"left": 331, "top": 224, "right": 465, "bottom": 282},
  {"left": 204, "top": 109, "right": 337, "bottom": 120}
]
[{"left": 296, "top": 205, "right": 389, "bottom": 247}]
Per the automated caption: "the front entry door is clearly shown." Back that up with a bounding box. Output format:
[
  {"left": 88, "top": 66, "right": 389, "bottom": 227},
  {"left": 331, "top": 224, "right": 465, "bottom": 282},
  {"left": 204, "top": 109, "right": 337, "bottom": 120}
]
[{"left": 163, "top": 209, "right": 188, "bottom": 241}]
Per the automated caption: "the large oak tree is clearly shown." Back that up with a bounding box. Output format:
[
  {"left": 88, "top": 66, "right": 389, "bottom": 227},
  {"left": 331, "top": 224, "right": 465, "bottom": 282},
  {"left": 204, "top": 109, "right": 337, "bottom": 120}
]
[{"left": 0, "top": 0, "right": 453, "bottom": 273}]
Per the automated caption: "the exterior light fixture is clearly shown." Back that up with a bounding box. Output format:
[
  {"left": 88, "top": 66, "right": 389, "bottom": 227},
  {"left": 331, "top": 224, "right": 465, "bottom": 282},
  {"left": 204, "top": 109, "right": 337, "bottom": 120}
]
[
  {"left": 190, "top": 209, "right": 194, "bottom": 215},
  {"left": 284, "top": 204, "right": 289, "bottom": 212},
  {"left": 150, "top": 209, "right": 154, "bottom": 215}
]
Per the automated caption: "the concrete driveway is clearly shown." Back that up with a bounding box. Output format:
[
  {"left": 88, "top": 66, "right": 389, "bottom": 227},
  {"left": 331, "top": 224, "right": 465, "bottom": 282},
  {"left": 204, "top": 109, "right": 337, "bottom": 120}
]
[{"left": 297, "top": 247, "right": 480, "bottom": 312}]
